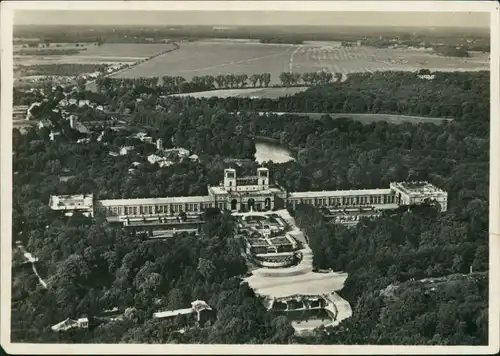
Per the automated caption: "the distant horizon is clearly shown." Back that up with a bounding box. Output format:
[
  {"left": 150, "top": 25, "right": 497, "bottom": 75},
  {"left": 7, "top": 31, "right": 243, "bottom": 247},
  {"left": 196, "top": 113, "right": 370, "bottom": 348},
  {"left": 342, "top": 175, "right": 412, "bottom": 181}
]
[
  {"left": 12, "top": 24, "right": 488, "bottom": 29},
  {"left": 13, "top": 10, "right": 490, "bottom": 28}
]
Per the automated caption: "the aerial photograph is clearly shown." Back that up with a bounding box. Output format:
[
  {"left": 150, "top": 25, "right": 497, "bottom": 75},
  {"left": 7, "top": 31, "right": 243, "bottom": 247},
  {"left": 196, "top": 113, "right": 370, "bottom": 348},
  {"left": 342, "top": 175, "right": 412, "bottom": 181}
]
[{"left": 4, "top": 4, "right": 494, "bottom": 350}]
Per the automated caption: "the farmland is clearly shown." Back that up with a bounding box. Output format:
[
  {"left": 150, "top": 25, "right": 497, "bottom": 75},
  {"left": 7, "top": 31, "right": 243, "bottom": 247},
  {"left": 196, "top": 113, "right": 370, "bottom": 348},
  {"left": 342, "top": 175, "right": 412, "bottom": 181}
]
[
  {"left": 14, "top": 42, "right": 178, "bottom": 88},
  {"left": 14, "top": 43, "right": 177, "bottom": 68},
  {"left": 111, "top": 40, "right": 294, "bottom": 83},
  {"left": 111, "top": 39, "right": 489, "bottom": 84}
]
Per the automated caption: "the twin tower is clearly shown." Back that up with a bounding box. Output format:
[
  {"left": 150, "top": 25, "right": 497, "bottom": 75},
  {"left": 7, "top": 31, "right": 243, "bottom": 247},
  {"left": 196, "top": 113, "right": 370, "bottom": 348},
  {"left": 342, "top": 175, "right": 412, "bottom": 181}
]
[{"left": 223, "top": 167, "right": 270, "bottom": 192}]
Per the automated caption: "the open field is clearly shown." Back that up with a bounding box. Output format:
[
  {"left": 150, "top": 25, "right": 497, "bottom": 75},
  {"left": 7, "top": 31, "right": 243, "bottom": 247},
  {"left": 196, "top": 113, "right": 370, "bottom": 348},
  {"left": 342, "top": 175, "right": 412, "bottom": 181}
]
[
  {"left": 14, "top": 43, "right": 176, "bottom": 67},
  {"left": 111, "top": 41, "right": 294, "bottom": 82},
  {"left": 290, "top": 43, "right": 489, "bottom": 76},
  {"left": 111, "top": 40, "right": 489, "bottom": 84},
  {"left": 171, "top": 86, "right": 309, "bottom": 99}
]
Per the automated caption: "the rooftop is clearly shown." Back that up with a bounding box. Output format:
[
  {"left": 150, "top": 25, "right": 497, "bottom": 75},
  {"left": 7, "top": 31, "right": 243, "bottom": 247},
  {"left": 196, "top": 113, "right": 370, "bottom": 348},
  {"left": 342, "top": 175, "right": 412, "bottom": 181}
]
[
  {"left": 153, "top": 307, "right": 194, "bottom": 319},
  {"left": 209, "top": 185, "right": 280, "bottom": 197},
  {"left": 269, "top": 236, "right": 294, "bottom": 246},
  {"left": 153, "top": 300, "right": 211, "bottom": 319},
  {"left": 98, "top": 195, "right": 212, "bottom": 207},
  {"left": 49, "top": 194, "right": 93, "bottom": 211},
  {"left": 391, "top": 181, "right": 447, "bottom": 196},
  {"left": 288, "top": 188, "right": 393, "bottom": 199}
]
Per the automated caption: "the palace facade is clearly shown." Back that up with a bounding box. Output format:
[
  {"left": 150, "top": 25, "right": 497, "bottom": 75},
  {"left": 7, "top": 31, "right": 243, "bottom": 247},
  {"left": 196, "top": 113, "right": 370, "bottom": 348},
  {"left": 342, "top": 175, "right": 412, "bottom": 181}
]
[{"left": 49, "top": 167, "right": 448, "bottom": 220}]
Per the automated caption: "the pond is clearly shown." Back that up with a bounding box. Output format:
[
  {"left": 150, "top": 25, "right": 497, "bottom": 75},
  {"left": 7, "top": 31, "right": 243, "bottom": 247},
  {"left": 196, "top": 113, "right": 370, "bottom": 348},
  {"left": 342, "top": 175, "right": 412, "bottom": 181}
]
[{"left": 254, "top": 141, "right": 294, "bottom": 164}]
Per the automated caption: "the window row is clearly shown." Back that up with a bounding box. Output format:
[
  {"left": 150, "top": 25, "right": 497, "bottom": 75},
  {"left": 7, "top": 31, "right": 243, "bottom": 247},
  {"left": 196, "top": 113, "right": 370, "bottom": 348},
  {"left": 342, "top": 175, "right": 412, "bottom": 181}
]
[
  {"left": 100, "top": 202, "right": 214, "bottom": 216},
  {"left": 291, "top": 194, "right": 396, "bottom": 207}
]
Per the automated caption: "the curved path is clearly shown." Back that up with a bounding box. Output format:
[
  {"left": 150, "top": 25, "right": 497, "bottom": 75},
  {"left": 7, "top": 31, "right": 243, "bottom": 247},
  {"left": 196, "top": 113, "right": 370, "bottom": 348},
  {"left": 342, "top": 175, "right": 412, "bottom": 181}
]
[
  {"left": 242, "top": 210, "right": 351, "bottom": 331},
  {"left": 16, "top": 243, "right": 47, "bottom": 289}
]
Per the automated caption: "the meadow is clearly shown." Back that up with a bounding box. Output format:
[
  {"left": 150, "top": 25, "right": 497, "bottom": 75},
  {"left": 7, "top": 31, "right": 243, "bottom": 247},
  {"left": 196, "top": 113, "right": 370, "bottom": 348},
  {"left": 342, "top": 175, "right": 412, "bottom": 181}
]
[{"left": 111, "top": 39, "right": 489, "bottom": 84}]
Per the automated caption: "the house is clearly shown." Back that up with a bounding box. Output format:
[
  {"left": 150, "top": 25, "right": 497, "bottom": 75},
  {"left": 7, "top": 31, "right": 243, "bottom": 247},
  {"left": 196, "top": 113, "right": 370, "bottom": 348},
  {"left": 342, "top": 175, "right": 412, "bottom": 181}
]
[
  {"left": 109, "top": 152, "right": 120, "bottom": 157},
  {"left": 49, "top": 131, "right": 61, "bottom": 141},
  {"left": 38, "top": 119, "right": 53, "bottom": 129},
  {"left": 120, "top": 146, "right": 135, "bottom": 155},
  {"left": 177, "top": 148, "right": 190, "bottom": 157},
  {"left": 147, "top": 154, "right": 174, "bottom": 168},
  {"left": 134, "top": 132, "right": 147, "bottom": 140},
  {"left": 77, "top": 138, "right": 91, "bottom": 144},
  {"left": 58, "top": 98, "right": 76, "bottom": 107},
  {"left": 78, "top": 100, "right": 91, "bottom": 108},
  {"left": 51, "top": 317, "right": 89, "bottom": 332},
  {"left": 147, "top": 154, "right": 162, "bottom": 164},
  {"left": 189, "top": 154, "right": 200, "bottom": 162},
  {"left": 159, "top": 160, "right": 174, "bottom": 168},
  {"left": 134, "top": 132, "right": 154, "bottom": 144},
  {"left": 49, "top": 194, "right": 94, "bottom": 217},
  {"left": 165, "top": 147, "right": 190, "bottom": 158},
  {"left": 153, "top": 300, "right": 212, "bottom": 326},
  {"left": 418, "top": 74, "right": 435, "bottom": 80}
]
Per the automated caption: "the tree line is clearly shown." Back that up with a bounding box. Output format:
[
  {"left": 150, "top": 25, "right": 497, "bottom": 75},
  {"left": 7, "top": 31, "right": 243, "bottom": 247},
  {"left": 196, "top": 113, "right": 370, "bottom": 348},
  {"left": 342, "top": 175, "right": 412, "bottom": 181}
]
[
  {"left": 95, "top": 72, "right": 274, "bottom": 94},
  {"left": 19, "top": 48, "right": 86, "bottom": 56},
  {"left": 95, "top": 70, "right": 344, "bottom": 94}
]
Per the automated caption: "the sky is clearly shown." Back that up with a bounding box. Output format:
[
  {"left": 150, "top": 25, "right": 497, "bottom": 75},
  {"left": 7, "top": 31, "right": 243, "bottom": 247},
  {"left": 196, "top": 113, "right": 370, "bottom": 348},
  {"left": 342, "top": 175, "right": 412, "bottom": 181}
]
[{"left": 14, "top": 10, "right": 490, "bottom": 28}]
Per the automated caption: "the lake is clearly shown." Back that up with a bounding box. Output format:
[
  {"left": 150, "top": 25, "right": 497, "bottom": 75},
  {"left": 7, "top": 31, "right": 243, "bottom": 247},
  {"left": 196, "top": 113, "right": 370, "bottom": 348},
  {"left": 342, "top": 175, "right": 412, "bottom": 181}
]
[{"left": 255, "top": 141, "right": 294, "bottom": 164}]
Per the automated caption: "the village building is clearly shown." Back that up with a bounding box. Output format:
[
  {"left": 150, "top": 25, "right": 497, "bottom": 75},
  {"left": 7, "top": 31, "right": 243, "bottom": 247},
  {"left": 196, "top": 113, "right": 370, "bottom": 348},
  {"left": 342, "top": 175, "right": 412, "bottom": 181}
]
[
  {"left": 134, "top": 132, "right": 153, "bottom": 143},
  {"left": 147, "top": 154, "right": 174, "bottom": 168},
  {"left": 38, "top": 119, "right": 53, "bottom": 129},
  {"left": 49, "top": 131, "right": 61, "bottom": 141},
  {"left": 49, "top": 194, "right": 94, "bottom": 217},
  {"left": 119, "top": 146, "right": 135, "bottom": 155},
  {"left": 51, "top": 317, "right": 89, "bottom": 332},
  {"left": 153, "top": 300, "right": 212, "bottom": 327}
]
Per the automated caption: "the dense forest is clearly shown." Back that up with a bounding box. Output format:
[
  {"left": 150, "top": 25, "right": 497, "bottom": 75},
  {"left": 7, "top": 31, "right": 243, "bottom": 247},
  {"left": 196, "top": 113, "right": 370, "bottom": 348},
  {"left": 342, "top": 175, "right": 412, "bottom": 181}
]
[
  {"left": 11, "top": 69, "right": 490, "bottom": 344},
  {"left": 11, "top": 210, "right": 295, "bottom": 344},
  {"left": 291, "top": 204, "right": 488, "bottom": 344}
]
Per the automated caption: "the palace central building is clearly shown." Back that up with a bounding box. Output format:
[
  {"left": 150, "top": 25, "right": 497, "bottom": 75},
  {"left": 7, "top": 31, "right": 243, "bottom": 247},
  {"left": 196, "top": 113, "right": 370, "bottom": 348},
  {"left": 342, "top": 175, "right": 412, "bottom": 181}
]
[{"left": 49, "top": 167, "right": 448, "bottom": 220}]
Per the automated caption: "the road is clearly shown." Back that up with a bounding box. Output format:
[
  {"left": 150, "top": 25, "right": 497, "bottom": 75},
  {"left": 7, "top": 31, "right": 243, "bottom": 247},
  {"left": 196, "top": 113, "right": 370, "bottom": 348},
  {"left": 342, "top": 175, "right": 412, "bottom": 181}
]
[{"left": 16, "top": 243, "right": 48, "bottom": 289}]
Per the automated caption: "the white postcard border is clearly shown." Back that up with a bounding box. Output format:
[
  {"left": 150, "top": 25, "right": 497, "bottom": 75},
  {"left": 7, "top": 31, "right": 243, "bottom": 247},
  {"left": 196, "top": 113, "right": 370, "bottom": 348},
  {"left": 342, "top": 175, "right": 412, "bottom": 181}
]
[{"left": 1, "top": 1, "right": 499, "bottom": 354}]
